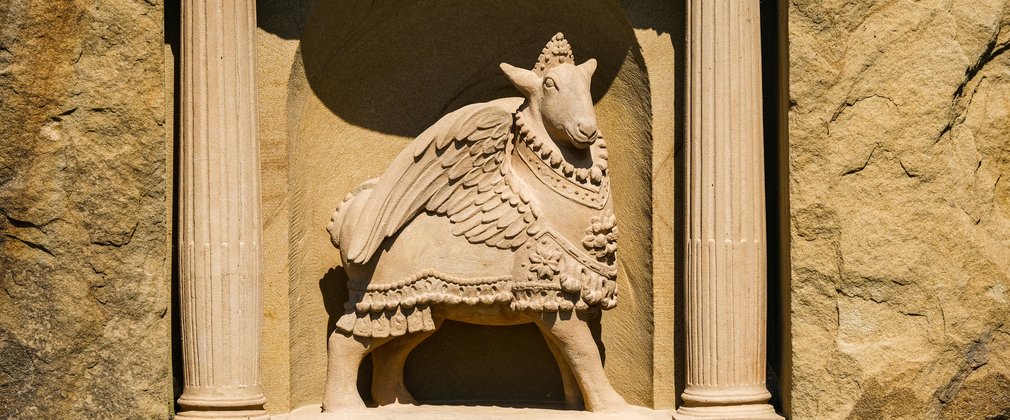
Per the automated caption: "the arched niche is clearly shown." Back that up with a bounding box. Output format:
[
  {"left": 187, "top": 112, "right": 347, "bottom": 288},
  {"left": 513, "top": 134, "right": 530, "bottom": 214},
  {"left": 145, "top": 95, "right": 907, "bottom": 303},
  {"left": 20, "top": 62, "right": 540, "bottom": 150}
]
[{"left": 285, "top": 0, "right": 657, "bottom": 407}]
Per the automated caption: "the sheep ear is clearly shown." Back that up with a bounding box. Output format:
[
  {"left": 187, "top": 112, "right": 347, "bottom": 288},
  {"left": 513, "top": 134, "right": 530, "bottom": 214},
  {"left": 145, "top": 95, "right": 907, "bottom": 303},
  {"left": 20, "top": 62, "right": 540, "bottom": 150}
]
[
  {"left": 500, "top": 63, "right": 540, "bottom": 95},
  {"left": 578, "top": 58, "right": 598, "bottom": 79}
]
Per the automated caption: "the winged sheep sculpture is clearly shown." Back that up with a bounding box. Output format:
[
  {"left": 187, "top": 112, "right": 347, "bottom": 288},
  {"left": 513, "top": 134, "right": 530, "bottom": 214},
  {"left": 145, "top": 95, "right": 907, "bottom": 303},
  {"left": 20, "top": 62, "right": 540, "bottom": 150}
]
[{"left": 323, "top": 33, "right": 627, "bottom": 413}]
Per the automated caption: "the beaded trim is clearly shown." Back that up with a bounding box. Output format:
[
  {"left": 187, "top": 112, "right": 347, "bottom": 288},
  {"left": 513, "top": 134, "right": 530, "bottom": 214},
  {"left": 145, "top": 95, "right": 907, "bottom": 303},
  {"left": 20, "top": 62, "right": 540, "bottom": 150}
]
[
  {"left": 345, "top": 270, "right": 513, "bottom": 313},
  {"left": 514, "top": 113, "right": 610, "bottom": 209},
  {"left": 514, "top": 111, "right": 608, "bottom": 186}
]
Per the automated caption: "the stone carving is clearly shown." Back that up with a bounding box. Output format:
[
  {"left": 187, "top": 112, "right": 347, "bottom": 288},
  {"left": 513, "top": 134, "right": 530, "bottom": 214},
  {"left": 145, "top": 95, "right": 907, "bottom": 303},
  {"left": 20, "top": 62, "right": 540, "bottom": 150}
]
[
  {"left": 677, "top": 1, "right": 781, "bottom": 418},
  {"left": 322, "top": 33, "right": 628, "bottom": 412},
  {"left": 176, "top": 0, "right": 268, "bottom": 418}
]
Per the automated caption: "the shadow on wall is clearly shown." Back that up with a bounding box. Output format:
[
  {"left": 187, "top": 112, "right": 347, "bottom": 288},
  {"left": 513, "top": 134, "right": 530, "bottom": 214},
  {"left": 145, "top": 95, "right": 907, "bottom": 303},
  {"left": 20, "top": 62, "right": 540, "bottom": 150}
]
[
  {"left": 299, "top": 1, "right": 636, "bottom": 137},
  {"left": 256, "top": 0, "right": 318, "bottom": 41},
  {"left": 293, "top": 0, "right": 644, "bottom": 406}
]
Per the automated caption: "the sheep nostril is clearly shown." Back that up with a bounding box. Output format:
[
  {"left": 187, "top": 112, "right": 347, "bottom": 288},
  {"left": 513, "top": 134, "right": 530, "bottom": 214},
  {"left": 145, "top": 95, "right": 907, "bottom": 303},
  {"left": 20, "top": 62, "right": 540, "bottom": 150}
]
[{"left": 578, "top": 123, "right": 598, "bottom": 139}]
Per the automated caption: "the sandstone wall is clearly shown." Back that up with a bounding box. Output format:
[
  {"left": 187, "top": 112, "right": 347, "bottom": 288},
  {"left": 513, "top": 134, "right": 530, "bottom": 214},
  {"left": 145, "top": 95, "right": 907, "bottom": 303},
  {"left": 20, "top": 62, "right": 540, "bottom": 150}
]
[
  {"left": 0, "top": 1, "right": 171, "bottom": 418},
  {"left": 789, "top": 1, "right": 1010, "bottom": 418}
]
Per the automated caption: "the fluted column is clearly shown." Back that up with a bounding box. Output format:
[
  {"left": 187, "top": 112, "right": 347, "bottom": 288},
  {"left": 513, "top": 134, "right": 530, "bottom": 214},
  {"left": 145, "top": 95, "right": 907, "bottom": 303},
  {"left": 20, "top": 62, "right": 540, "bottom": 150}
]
[
  {"left": 677, "top": 0, "right": 780, "bottom": 418},
  {"left": 176, "top": 0, "right": 267, "bottom": 418}
]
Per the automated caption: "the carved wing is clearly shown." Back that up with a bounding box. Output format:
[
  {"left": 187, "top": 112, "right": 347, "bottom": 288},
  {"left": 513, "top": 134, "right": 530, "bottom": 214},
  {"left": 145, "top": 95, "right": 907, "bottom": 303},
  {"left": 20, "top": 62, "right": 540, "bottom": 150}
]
[{"left": 345, "top": 98, "right": 542, "bottom": 264}]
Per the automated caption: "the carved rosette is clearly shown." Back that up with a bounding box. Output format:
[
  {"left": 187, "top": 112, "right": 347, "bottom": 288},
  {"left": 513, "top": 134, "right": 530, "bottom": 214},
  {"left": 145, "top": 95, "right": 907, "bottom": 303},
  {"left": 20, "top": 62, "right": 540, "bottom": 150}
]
[{"left": 511, "top": 231, "right": 617, "bottom": 312}]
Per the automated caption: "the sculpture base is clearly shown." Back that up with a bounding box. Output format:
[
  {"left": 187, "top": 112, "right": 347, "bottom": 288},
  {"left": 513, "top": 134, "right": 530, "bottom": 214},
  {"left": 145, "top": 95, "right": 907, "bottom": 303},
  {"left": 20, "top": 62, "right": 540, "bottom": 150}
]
[
  {"left": 674, "top": 404, "right": 782, "bottom": 419},
  {"left": 277, "top": 404, "right": 672, "bottom": 420}
]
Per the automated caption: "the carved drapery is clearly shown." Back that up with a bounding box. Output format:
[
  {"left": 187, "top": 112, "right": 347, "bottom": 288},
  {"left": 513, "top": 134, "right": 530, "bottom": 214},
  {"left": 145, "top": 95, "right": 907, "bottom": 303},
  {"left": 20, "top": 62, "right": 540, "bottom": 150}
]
[
  {"left": 677, "top": 0, "right": 781, "bottom": 418},
  {"left": 176, "top": 0, "right": 268, "bottom": 418}
]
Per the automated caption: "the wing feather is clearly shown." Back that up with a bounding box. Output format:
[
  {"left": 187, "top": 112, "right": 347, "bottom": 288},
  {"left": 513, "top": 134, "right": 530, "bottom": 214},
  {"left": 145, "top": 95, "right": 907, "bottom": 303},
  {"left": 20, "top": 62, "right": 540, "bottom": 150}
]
[
  {"left": 465, "top": 219, "right": 498, "bottom": 239},
  {"left": 471, "top": 223, "right": 503, "bottom": 243},
  {"left": 502, "top": 218, "right": 527, "bottom": 238},
  {"left": 480, "top": 196, "right": 502, "bottom": 212},
  {"left": 427, "top": 182, "right": 457, "bottom": 212},
  {"left": 445, "top": 190, "right": 474, "bottom": 215},
  {"left": 482, "top": 199, "right": 513, "bottom": 223},
  {"left": 461, "top": 167, "right": 485, "bottom": 187},
  {"left": 448, "top": 201, "right": 483, "bottom": 223},
  {"left": 473, "top": 189, "right": 498, "bottom": 207},
  {"left": 495, "top": 205, "right": 522, "bottom": 229},
  {"left": 452, "top": 211, "right": 485, "bottom": 236}
]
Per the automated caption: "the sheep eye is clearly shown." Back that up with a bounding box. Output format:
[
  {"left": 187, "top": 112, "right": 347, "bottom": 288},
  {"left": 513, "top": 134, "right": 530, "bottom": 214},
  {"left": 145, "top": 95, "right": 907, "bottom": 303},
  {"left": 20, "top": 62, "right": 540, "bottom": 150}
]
[{"left": 543, "top": 77, "right": 556, "bottom": 89}]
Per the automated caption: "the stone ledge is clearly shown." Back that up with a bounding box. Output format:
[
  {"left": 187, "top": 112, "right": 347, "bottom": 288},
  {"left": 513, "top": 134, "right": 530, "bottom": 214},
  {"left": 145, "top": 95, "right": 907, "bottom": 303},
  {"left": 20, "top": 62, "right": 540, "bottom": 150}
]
[{"left": 275, "top": 404, "right": 673, "bottom": 420}]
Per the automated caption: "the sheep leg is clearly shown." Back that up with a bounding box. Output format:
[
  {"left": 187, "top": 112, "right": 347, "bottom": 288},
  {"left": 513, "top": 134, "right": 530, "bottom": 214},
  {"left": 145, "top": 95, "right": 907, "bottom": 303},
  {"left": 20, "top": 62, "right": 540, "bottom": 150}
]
[
  {"left": 371, "top": 317, "right": 444, "bottom": 405},
  {"left": 322, "top": 330, "right": 391, "bottom": 411}
]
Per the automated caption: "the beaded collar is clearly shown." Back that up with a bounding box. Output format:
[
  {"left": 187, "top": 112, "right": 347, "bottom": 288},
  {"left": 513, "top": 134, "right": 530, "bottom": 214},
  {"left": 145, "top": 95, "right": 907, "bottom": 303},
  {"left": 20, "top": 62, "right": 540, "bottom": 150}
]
[{"left": 514, "top": 111, "right": 609, "bottom": 187}]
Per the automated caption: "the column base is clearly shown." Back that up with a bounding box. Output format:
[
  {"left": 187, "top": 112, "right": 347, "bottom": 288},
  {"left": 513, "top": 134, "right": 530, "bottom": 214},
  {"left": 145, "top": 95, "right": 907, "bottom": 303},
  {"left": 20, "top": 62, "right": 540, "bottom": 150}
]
[
  {"left": 177, "top": 388, "right": 269, "bottom": 420},
  {"left": 174, "top": 409, "right": 270, "bottom": 420},
  {"left": 675, "top": 404, "right": 782, "bottom": 419}
]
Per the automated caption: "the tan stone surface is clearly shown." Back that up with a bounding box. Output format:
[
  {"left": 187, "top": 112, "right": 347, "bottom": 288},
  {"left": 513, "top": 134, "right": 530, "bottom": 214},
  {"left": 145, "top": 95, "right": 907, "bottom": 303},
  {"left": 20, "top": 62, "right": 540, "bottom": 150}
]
[
  {"left": 678, "top": 1, "right": 779, "bottom": 418},
  {"left": 277, "top": 403, "right": 672, "bottom": 420},
  {"left": 0, "top": 0, "right": 170, "bottom": 418},
  {"left": 251, "top": 2, "right": 676, "bottom": 413},
  {"left": 254, "top": 4, "right": 324, "bottom": 413},
  {"left": 624, "top": 1, "right": 680, "bottom": 409},
  {"left": 316, "top": 33, "right": 627, "bottom": 412},
  {"left": 174, "top": 0, "right": 268, "bottom": 417},
  {"left": 789, "top": 1, "right": 1010, "bottom": 418},
  {"left": 283, "top": 0, "right": 664, "bottom": 410},
  {"left": 255, "top": 1, "right": 319, "bottom": 413}
]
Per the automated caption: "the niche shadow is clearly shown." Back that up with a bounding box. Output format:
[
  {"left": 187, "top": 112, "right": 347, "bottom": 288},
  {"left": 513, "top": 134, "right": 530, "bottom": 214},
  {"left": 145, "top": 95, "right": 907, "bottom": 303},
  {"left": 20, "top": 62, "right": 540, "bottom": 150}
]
[
  {"left": 299, "top": 0, "right": 637, "bottom": 137},
  {"left": 301, "top": 0, "right": 640, "bottom": 406}
]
